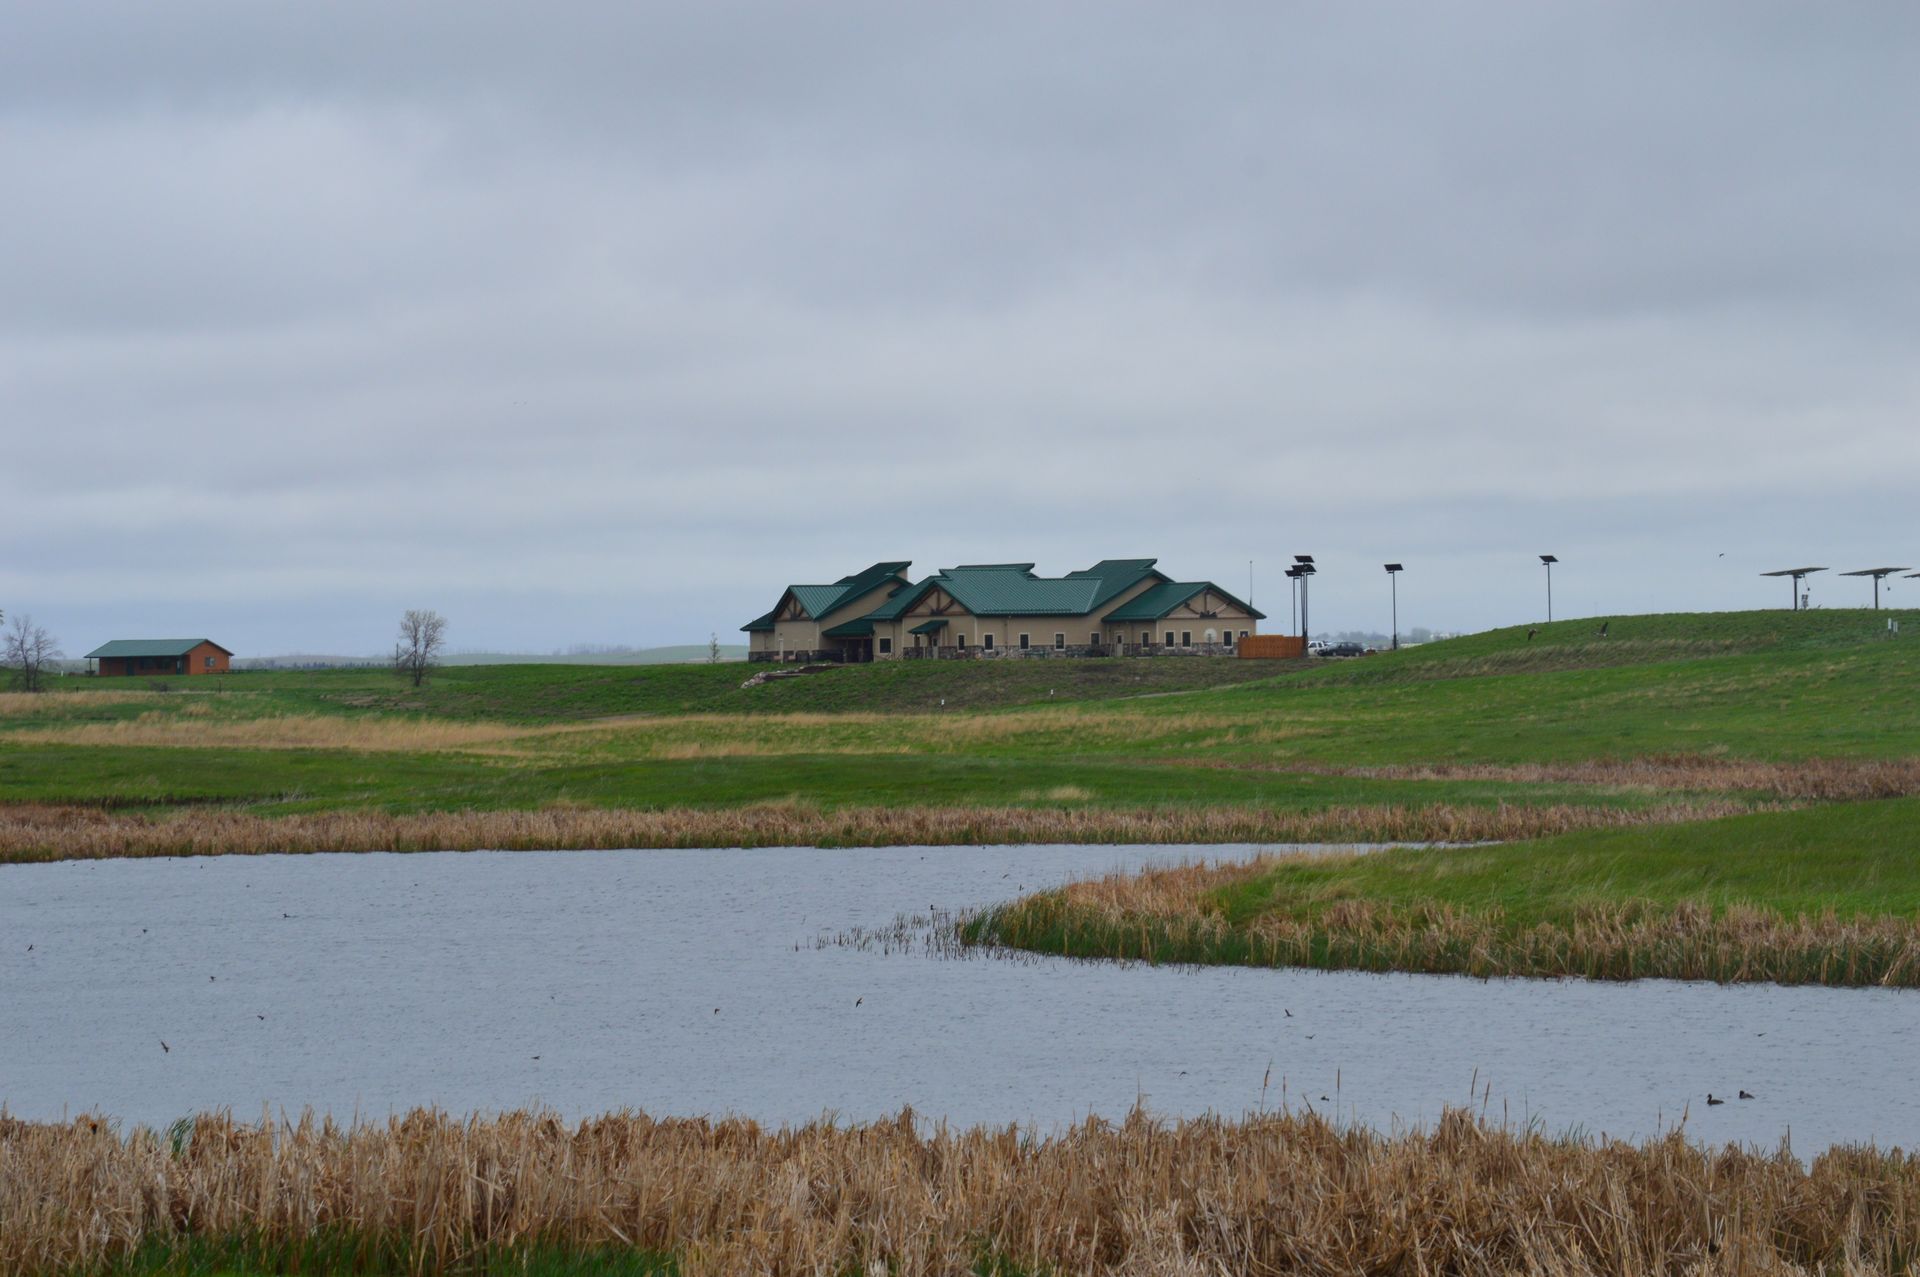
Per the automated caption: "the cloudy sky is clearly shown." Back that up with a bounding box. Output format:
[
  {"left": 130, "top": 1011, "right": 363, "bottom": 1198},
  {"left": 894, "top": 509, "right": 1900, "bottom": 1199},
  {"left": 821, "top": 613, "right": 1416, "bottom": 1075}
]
[{"left": 3, "top": 4, "right": 1917, "bottom": 655}]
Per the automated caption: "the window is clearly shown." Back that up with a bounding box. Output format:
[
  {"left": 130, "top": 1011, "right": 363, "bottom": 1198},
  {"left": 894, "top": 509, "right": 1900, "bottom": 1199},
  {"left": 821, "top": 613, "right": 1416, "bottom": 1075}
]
[
  {"left": 878, "top": 637, "right": 892, "bottom": 655},
  {"left": 983, "top": 634, "right": 995, "bottom": 651},
  {"left": 1019, "top": 633, "right": 1030, "bottom": 650},
  {"left": 1181, "top": 631, "right": 1192, "bottom": 647},
  {"left": 1053, "top": 633, "right": 1066, "bottom": 650},
  {"left": 955, "top": 633, "right": 966, "bottom": 649},
  {"left": 1240, "top": 630, "right": 1250, "bottom": 640},
  {"left": 1165, "top": 631, "right": 1175, "bottom": 647},
  {"left": 1090, "top": 633, "right": 1100, "bottom": 647},
  {"left": 1141, "top": 631, "right": 1151, "bottom": 646},
  {"left": 205, "top": 656, "right": 216, "bottom": 669}
]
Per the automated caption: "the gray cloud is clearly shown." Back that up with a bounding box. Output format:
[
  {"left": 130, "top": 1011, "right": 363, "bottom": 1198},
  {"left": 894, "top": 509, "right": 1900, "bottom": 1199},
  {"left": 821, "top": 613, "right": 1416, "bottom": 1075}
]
[{"left": 3, "top": 3, "right": 1917, "bottom": 655}]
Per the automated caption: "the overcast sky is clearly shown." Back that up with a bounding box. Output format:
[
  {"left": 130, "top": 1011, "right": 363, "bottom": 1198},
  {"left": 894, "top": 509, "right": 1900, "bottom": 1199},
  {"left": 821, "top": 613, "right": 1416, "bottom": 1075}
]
[{"left": 3, "top": 4, "right": 1917, "bottom": 655}]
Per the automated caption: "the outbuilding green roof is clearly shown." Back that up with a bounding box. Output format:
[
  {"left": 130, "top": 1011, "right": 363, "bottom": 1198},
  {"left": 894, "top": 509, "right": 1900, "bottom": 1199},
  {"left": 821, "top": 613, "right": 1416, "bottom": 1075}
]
[
  {"left": 1102, "top": 582, "right": 1266, "bottom": 622},
  {"left": 85, "top": 639, "right": 232, "bottom": 659}
]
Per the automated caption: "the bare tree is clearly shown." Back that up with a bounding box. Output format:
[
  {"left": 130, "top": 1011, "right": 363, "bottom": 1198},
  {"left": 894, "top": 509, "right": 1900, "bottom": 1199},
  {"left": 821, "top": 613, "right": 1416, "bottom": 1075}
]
[
  {"left": 3, "top": 612, "right": 61, "bottom": 692},
  {"left": 708, "top": 631, "right": 722, "bottom": 664},
  {"left": 393, "top": 609, "right": 448, "bottom": 688}
]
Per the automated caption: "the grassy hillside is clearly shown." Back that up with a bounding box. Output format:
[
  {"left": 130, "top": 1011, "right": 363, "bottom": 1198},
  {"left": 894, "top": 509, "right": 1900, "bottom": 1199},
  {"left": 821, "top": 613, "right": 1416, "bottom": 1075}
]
[
  {"left": 3, "top": 609, "right": 1917, "bottom": 865},
  {"left": 235, "top": 644, "right": 749, "bottom": 670},
  {"left": 44, "top": 649, "right": 1292, "bottom": 721}
]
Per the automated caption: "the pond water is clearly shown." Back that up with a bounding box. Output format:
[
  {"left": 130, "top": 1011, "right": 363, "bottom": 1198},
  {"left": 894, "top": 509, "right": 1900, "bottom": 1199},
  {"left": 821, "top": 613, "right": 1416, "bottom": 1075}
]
[{"left": 1, "top": 845, "right": 1914, "bottom": 1154}]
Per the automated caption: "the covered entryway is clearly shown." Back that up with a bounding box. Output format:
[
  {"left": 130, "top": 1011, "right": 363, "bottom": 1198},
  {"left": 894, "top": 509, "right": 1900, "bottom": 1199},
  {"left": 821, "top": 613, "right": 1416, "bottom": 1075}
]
[
  {"left": 821, "top": 618, "right": 876, "bottom": 663},
  {"left": 907, "top": 617, "right": 948, "bottom": 658}
]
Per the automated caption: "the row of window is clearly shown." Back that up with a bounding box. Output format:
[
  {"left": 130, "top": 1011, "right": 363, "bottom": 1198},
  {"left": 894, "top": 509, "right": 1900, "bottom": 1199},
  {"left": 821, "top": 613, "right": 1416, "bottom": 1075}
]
[{"left": 891, "top": 629, "right": 1252, "bottom": 652}]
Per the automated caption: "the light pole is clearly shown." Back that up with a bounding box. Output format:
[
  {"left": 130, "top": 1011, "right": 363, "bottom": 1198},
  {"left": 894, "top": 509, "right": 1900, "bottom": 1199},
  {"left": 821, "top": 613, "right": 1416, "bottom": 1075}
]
[
  {"left": 1384, "top": 563, "right": 1403, "bottom": 650},
  {"left": 1539, "top": 555, "right": 1558, "bottom": 623},
  {"left": 1294, "top": 555, "right": 1316, "bottom": 644},
  {"left": 1286, "top": 567, "right": 1301, "bottom": 635}
]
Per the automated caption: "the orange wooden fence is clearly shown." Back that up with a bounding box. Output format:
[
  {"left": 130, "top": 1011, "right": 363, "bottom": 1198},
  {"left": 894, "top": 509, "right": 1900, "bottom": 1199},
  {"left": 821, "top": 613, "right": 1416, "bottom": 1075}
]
[{"left": 1237, "top": 634, "right": 1306, "bottom": 660}]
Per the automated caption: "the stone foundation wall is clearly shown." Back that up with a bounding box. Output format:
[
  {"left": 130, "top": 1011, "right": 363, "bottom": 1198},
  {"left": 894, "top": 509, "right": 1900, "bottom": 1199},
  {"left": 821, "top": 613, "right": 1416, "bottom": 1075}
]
[{"left": 898, "top": 644, "right": 1241, "bottom": 661}]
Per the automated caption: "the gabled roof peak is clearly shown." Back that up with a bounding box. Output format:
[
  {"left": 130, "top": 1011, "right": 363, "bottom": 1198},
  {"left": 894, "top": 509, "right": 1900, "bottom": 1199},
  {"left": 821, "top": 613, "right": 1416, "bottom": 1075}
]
[
  {"left": 1067, "top": 557, "right": 1158, "bottom": 578},
  {"left": 835, "top": 560, "right": 911, "bottom": 585},
  {"left": 743, "top": 561, "right": 911, "bottom": 630}
]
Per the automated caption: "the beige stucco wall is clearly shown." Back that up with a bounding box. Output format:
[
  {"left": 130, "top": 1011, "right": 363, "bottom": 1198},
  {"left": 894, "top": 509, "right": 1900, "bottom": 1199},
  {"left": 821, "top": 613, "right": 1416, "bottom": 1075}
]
[
  {"left": 1106, "top": 590, "right": 1261, "bottom": 647},
  {"left": 751, "top": 574, "right": 910, "bottom": 656},
  {"left": 874, "top": 575, "right": 1173, "bottom": 658},
  {"left": 846, "top": 574, "right": 1262, "bottom": 659}
]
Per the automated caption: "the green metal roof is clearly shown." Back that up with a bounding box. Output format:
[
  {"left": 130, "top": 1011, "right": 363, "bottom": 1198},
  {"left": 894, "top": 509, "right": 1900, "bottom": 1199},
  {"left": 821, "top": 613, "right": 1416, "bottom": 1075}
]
[
  {"left": 836, "top": 561, "right": 911, "bottom": 588},
  {"left": 1102, "top": 581, "right": 1266, "bottom": 622},
  {"left": 870, "top": 568, "right": 1106, "bottom": 618},
  {"left": 863, "top": 559, "right": 1238, "bottom": 622},
  {"left": 788, "top": 584, "right": 852, "bottom": 618},
  {"left": 821, "top": 618, "right": 875, "bottom": 638},
  {"left": 908, "top": 618, "right": 950, "bottom": 635},
  {"left": 865, "top": 577, "right": 940, "bottom": 621},
  {"left": 740, "top": 561, "right": 910, "bottom": 631},
  {"left": 945, "top": 570, "right": 1105, "bottom": 615},
  {"left": 1065, "top": 558, "right": 1166, "bottom": 608},
  {"left": 762, "top": 558, "right": 1254, "bottom": 630},
  {"left": 86, "top": 639, "right": 231, "bottom": 659}
]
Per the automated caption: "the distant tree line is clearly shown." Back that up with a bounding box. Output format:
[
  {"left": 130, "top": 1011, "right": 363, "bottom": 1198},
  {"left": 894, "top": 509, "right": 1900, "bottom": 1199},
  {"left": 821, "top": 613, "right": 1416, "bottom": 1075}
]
[{"left": 1310, "top": 627, "right": 1449, "bottom": 646}]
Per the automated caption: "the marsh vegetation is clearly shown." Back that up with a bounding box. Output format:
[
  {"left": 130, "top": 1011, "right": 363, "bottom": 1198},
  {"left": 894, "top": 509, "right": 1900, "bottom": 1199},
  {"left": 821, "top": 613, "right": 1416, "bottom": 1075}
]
[
  {"left": 9, "top": 1104, "right": 1920, "bottom": 1277},
  {"left": 967, "top": 798, "right": 1920, "bottom": 986}
]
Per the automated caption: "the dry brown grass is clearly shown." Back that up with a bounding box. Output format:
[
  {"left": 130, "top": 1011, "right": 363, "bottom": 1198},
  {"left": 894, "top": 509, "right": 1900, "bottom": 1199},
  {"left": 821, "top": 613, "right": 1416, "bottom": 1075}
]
[
  {"left": 4, "top": 1104, "right": 1917, "bottom": 1277},
  {"left": 1179, "top": 754, "right": 1920, "bottom": 801},
  {"left": 9, "top": 711, "right": 537, "bottom": 753},
  {"left": 0, "top": 798, "right": 1758, "bottom": 864},
  {"left": 0, "top": 690, "right": 163, "bottom": 718}
]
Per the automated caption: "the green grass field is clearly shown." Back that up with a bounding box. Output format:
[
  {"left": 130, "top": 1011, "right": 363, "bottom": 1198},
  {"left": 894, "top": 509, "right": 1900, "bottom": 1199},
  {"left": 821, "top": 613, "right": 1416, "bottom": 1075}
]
[{"left": 7, "top": 607, "right": 1915, "bottom": 815}]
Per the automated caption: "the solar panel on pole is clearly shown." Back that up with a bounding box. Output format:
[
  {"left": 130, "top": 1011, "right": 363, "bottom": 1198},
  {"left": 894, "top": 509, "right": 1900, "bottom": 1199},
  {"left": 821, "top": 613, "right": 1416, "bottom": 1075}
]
[
  {"left": 1761, "top": 567, "right": 1827, "bottom": 611},
  {"left": 1839, "top": 568, "right": 1910, "bottom": 610}
]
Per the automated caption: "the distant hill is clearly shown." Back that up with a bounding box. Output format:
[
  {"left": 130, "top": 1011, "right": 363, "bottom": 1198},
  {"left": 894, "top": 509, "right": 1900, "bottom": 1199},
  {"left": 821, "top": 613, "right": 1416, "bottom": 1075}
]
[{"left": 237, "top": 645, "right": 747, "bottom": 670}]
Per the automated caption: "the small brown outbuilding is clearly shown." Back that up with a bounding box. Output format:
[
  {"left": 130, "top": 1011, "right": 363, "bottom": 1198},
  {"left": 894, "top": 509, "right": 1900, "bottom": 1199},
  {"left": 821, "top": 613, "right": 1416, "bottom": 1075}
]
[{"left": 85, "top": 638, "right": 233, "bottom": 677}]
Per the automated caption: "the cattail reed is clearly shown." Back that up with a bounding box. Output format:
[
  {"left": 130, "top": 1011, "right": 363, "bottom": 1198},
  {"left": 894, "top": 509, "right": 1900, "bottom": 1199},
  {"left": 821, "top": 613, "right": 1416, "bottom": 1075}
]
[
  {"left": 0, "top": 798, "right": 1757, "bottom": 865},
  {"left": 2, "top": 1104, "right": 1916, "bottom": 1276}
]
